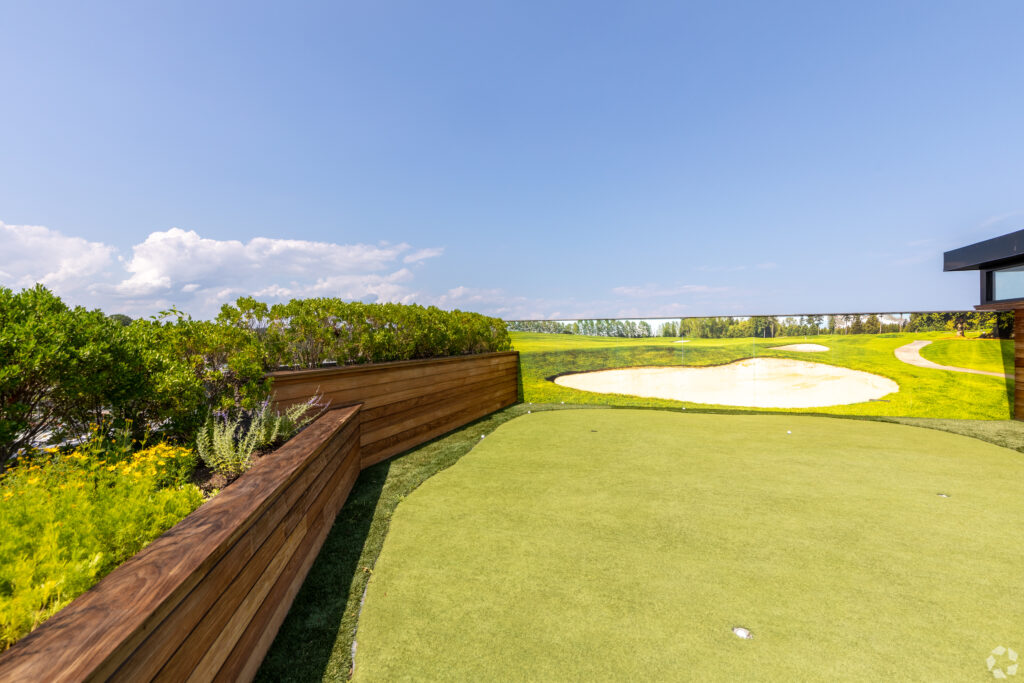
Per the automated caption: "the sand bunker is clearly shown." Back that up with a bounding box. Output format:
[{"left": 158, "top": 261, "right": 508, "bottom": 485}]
[
  {"left": 770, "top": 343, "right": 830, "bottom": 352},
  {"left": 554, "top": 357, "right": 898, "bottom": 408}
]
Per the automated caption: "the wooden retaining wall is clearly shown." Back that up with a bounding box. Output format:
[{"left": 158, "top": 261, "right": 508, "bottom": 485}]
[
  {"left": 1014, "top": 309, "right": 1023, "bottom": 420},
  {"left": 0, "top": 351, "right": 519, "bottom": 682},
  {"left": 270, "top": 351, "right": 520, "bottom": 467}
]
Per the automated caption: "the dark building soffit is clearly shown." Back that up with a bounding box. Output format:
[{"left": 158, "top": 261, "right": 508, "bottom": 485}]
[{"left": 944, "top": 228, "right": 1024, "bottom": 271}]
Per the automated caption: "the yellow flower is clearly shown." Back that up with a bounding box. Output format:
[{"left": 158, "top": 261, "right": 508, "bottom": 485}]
[{"left": 27, "top": 477, "right": 40, "bottom": 485}]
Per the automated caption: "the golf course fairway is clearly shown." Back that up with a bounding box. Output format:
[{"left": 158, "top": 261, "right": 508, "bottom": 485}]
[{"left": 353, "top": 410, "right": 1024, "bottom": 681}]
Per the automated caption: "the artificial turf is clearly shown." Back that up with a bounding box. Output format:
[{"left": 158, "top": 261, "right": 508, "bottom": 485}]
[
  {"left": 512, "top": 331, "right": 1014, "bottom": 419},
  {"left": 256, "top": 402, "right": 596, "bottom": 681},
  {"left": 353, "top": 409, "right": 1024, "bottom": 681}
]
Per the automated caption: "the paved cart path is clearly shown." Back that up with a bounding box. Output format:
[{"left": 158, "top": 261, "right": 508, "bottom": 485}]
[{"left": 893, "top": 340, "right": 1012, "bottom": 379}]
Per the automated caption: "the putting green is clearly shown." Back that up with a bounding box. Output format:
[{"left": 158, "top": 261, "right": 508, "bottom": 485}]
[{"left": 354, "top": 410, "right": 1024, "bottom": 681}]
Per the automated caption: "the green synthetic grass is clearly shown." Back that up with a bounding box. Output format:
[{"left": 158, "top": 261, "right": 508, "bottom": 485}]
[
  {"left": 886, "top": 415, "right": 1024, "bottom": 452},
  {"left": 256, "top": 402, "right": 594, "bottom": 682},
  {"left": 353, "top": 409, "right": 1024, "bottom": 681},
  {"left": 512, "top": 331, "right": 1014, "bottom": 419},
  {"left": 917, "top": 338, "right": 1014, "bottom": 376}
]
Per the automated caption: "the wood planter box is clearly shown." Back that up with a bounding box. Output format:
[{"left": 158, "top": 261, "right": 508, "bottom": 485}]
[
  {"left": 270, "top": 351, "right": 520, "bottom": 467},
  {"left": 0, "top": 351, "right": 519, "bottom": 682}
]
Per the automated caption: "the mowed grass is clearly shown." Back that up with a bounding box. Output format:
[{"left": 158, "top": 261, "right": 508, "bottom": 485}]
[
  {"left": 354, "top": 409, "right": 1024, "bottom": 681},
  {"left": 918, "top": 338, "right": 1014, "bottom": 376},
  {"left": 512, "top": 332, "right": 1013, "bottom": 419}
]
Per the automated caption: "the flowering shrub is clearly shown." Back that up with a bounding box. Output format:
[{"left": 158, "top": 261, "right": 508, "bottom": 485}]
[{"left": 0, "top": 439, "right": 203, "bottom": 651}]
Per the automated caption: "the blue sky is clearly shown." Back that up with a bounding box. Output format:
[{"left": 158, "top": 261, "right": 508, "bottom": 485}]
[{"left": 1, "top": 1, "right": 1022, "bottom": 319}]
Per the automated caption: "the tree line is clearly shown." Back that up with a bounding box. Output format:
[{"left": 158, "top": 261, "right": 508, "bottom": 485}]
[
  {"left": 508, "top": 311, "right": 1013, "bottom": 339},
  {"left": 507, "top": 319, "right": 654, "bottom": 338}
]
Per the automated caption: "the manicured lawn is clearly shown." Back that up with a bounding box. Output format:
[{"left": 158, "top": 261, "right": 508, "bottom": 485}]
[
  {"left": 353, "top": 409, "right": 1024, "bottom": 680},
  {"left": 512, "top": 331, "right": 1013, "bottom": 419},
  {"left": 918, "top": 338, "right": 1014, "bottom": 376}
]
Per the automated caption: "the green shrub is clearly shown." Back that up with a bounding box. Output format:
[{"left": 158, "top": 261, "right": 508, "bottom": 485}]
[
  {"left": 0, "top": 286, "right": 509, "bottom": 465},
  {"left": 0, "top": 288, "right": 207, "bottom": 468},
  {"left": 0, "top": 439, "right": 203, "bottom": 650},
  {"left": 244, "top": 297, "right": 510, "bottom": 369},
  {"left": 0, "top": 285, "right": 157, "bottom": 469}
]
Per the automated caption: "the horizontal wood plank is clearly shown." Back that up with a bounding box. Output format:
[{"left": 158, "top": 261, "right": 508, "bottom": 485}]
[
  {"left": 0, "top": 406, "right": 360, "bottom": 683},
  {"left": 272, "top": 356, "right": 517, "bottom": 409},
  {"left": 268, "top": 351, "right": 518, "bottom": 384},
  {"left": 270, "top": 353, "right": 516, "bottom": 398}
]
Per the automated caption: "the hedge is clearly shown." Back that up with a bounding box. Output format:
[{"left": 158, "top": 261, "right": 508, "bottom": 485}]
[{"left": 0, "top": 287, "right": 510, "bottom": 470}]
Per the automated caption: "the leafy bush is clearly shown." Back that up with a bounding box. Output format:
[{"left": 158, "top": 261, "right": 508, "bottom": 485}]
[
  {"left": 0, "top": 286, "right": 158, "bottom": 469},
  {"left": 0, "top": 286, "right": 509, "bottom": 468},
  {"left": 217, "top": 297, "right": 511, "bottom": 370},
  {"left": 0, "top": 439, "right": 203, "bottom": 650}
]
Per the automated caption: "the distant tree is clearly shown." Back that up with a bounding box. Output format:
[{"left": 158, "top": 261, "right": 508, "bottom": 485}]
[
  {"left": 505, "top": 320, "right": 572, "bottom": 334},
  {"left": 108, "top": 313, "right": 133, "bottom": 327},
  {"left": 751, "top": 316, "right": 777, "bottom": 338},
  {"left": 658, "top": 320, "right": 678, "bottom": 337},
  {"left": 848, "top": 315, "right": 864, "bottom": 334},
  {"left": 948, "top": 312, "right": 970, "bottom": 337},
  {"left": 864, "top": 314, "right": 881, "bottom": 334},
  {"left": 994, "top": 312, "right": 1014, "bottom": 339}
]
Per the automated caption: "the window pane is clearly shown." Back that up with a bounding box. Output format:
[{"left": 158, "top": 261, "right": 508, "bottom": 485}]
[{"left": 993, "top": 265, "right": 1024, "bottom": 301}]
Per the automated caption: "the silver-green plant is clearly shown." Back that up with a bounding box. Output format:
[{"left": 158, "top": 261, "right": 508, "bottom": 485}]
[
  {"left": 196, "top": 413, "right": 258, "bottom": 477},
  {"left": 196, "top": 392, "right": 328, "bottom": 478},
  {"left": 278, "top": 390, "right": 329, "bottom": 437}
]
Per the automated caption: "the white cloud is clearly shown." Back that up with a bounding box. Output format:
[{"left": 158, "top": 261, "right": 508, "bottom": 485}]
[
  {"left": 612, "top": 284, "right": 726, "bottom": 298},
  {"left": 403, "top": 247, "right": 444, "bottom": 264},
  {"left": 0, "top": 222, "right": 116, "bottom": 294},
  {"left": 0, "top": 222, "right": 444, "bottom": 318},
  {"left": 698, "top": 264, "right": 747, "bottom": 273},
  {"left": 428, "top": 284, "right": 726, "bottom": 321},
  {"left": 976, "top": 211, "right": 1024, "bottom": 233}
]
